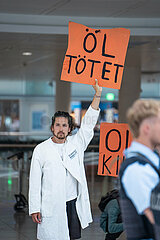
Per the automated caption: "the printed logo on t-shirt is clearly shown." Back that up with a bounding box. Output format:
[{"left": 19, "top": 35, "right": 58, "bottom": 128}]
[{"left": 69, "top": 149, "right": 77, "bottom": 159}]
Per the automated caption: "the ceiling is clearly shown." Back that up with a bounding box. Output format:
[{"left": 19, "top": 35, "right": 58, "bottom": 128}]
[
  {"left": 0, "top": 0, "right": 160, "bottom": 85},
  {"left": 0, "top": 0, "right": 160, "bottom": 18},
  {"left": 0, "top": 33, "right": 67, "bottom": 81}
]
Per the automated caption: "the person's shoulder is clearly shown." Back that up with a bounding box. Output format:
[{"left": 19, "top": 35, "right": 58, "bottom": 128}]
[
  {"left": 67, "top": 132, "right": 79, "bottom": 143},
  {"left": 35, "top": 138, "right": 51, "bottom": 150},
  {"left": 122, "top": 161, "right": 144, "bottom": 175},
  {"left": 107, "top": 198, "right": 118, "bottom": 208},
  {"left": 120, "top": 159, "right": 138, "bottom": 179},
  {"left": 109, "top": 198, "right": 118, "bottom": 204},
  {"left": 125, "top": 160, "right": 155, "bottom": 173},
  {"left": 122, "top": 160, "right": 158, "bottom": 186},
  {"left": 67, "top": 135, "right": 73, "bottom": 140},
  {"left": 106, "top": 199, "right": 119, "bottom": 213}
]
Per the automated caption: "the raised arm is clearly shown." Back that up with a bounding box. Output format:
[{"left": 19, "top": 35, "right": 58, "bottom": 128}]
[
  {"left": 73, "top": 79, "right": 102, "bottom": 151},
  {"left": 91, "top": 79, "right": 102, "bottom": 110}
]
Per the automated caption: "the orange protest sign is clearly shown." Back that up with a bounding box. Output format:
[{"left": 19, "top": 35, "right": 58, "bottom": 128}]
[
  {"left": 61, "top": 22, "right": 130, "bottom": 89},
  {"left": 98, "top": 123, "right": 132, "bottom": 177}
]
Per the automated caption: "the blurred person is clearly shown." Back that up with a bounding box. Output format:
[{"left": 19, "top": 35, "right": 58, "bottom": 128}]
[
  {"left": 29, "top": 79, "right": 102, "bottom": 240},
  {"left": 99, "top": 189, "right": 123, "bottom": 240},
  {"left": 119, "top": 99, "right": 160, "bottom": 240}
]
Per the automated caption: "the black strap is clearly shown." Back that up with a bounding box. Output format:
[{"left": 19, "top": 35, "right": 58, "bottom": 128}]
[{"left": 130, "top": 152, "right": 160, "bottom": 178}]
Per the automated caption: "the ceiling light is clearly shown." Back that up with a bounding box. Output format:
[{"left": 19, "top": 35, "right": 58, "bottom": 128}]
[{"left": 22, "top": 52, "right": 32, "bottom": 56}]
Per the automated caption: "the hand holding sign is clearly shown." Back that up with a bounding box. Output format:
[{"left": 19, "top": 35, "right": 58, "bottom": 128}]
[
  {"left": 61, "top": 22, "right": 130, "bottom": 89},
  {"left": 92, "top": 79, "right": 102, "bottom": 96},
  {"left": 91, "top": 79, "right": 102, "bottom": 110}
]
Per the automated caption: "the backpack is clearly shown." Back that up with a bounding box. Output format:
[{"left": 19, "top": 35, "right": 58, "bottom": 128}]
[
  {"left": 98, "top": 189, "right": 123, "bottom": 239},
  {"left": 135, "top": 153, "right": 160, "bottom": 239},
  {"left": 98, "top": 189, "right": 119, "bottom": 212},
  {"left": 122, "top": 152, "right": 160, "bottom": 240}
]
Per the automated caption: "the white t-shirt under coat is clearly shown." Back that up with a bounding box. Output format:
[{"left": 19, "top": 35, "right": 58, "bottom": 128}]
[{"left": 52, "top": 140, "right": 78, "bottom": 202}]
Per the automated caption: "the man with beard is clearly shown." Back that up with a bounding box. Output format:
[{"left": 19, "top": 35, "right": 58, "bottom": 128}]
[{"left": 29, "top": 79, "right": 102, "bottom": 240}]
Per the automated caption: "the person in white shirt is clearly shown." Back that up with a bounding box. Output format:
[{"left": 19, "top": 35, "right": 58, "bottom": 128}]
[{"left": 29, "top": 79, "right": 102, "bottom": 240}]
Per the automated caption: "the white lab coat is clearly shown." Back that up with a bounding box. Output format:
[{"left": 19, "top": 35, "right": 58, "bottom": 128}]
[{"left": 29, "top": 105, "right": 100, "bottom": 240}]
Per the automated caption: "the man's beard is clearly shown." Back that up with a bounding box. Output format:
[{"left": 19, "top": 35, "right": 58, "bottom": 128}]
[{"left": 53, "top": 131, "right": 66, "bottom": 140}]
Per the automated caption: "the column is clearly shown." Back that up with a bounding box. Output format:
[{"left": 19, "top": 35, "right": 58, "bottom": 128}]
[
  {"left": 54, "top": 51, "right": 71, "bottom": 113},
  {"left": 118, "top": 48, "right": 141, "bottom": 123},
  {"left": 55, "top": 79, "right": 71, "bottom": 112}
]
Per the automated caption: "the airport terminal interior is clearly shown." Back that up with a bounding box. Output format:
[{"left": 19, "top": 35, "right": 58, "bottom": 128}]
[{"left": 0, "top": 0, "right": 160, "bottom": 239}]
